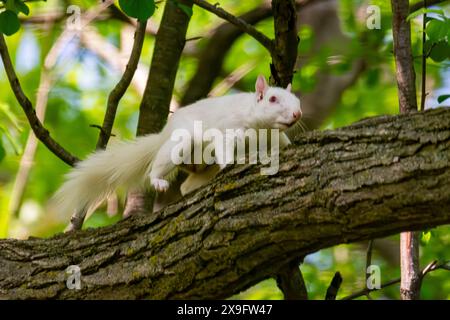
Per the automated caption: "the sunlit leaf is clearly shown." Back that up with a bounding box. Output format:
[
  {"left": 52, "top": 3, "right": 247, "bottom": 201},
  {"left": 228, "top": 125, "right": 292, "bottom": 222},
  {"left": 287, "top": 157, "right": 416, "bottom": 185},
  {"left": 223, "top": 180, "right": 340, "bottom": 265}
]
[{"left": 426, "top": 19, "right": 447, "bottom": 43}]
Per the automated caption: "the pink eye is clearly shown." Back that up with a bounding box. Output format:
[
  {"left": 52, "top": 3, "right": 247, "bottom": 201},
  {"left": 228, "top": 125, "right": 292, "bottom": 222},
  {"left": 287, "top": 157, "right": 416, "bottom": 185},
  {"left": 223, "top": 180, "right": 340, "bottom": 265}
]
[{"left": 269, "top": 96, "right": 277, "bottom": 103}]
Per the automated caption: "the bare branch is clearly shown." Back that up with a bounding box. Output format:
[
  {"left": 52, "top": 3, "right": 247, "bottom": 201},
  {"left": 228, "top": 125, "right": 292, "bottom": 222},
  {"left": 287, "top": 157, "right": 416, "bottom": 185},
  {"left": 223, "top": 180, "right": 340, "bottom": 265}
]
[
  {"left": 96, "top": 21, "right": 147, "bottom": 150},
  {"left": 325, "top": 272, "right": 343, "bottom": 300},
  {"left": 391, "top": 0, "right": 418, "bottom": 113},
  {"left": 191, "top": 0, "right": 274, "bottom": 53},
  {"left": 0, "top": 34, "right": 79, "bottom": 166}
]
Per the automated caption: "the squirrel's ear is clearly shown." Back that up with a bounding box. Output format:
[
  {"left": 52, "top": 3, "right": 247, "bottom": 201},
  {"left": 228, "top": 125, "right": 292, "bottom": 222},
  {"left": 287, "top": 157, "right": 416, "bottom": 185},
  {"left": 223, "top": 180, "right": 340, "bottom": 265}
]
[
  {"left": 286, "top": 83, "right": 292, "bottom": 92},
  {"left": 255, "top": 75, "right": 268, "bottom": 102}
]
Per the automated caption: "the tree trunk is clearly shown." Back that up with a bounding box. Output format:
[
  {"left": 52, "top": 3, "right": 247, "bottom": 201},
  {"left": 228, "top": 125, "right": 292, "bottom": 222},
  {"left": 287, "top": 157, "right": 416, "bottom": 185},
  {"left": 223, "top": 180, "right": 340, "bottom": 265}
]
[
  {"left": 1, "top": 108, "right": 450, "bottom": 299},
  {"left": 124, "top": 0, "right": 193, "bottom": 215}
]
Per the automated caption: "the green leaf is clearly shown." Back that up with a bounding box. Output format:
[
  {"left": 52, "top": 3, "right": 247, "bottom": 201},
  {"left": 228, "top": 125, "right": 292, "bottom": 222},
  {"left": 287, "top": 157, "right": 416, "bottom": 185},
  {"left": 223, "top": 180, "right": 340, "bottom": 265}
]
[
  {"left": 437, "top": 94, "right": 450, "bottom": 104},
  {"left": 429, "top": 41, "right": 450, "bottom": 62},
  {"left": 421, "top": 231, "right": 432, "bottom": 245},
  {"left": 407, "top": 8, "right": 445, "bottom": 21},
  {"left": 0, "top": 139, "right": 5, "bottom": 163},
  {"left": 176, "top": 3, "right": 193, "bottom": 18},
  {"left": 366, "top": 68, "right": 380, "bottom": 87},
  {"left": 426, "top": 19, "right": 447, "bottom": 43},
  {"left": 14, "top": 0, "right": 30, "bottom": 16},
  {"left": 118, "top": 0, "right": 155, "bottom": 21},
  {"left": 0, "top": 10, "right": 20, "bottom": 36}
]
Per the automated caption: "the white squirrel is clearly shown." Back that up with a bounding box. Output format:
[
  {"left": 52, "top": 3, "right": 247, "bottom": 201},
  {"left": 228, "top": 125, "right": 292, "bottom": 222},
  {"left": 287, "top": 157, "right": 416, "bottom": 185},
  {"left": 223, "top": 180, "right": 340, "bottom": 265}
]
[{"left": 52, "top": 75, "right": 301, "bottom": 222}]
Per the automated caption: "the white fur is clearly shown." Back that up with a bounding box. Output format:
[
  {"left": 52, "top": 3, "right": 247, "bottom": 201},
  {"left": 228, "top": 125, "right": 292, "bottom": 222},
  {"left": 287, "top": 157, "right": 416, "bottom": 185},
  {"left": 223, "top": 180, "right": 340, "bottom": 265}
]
[{"left": 52, "top": 76, "right": 301, "bottom": 216}]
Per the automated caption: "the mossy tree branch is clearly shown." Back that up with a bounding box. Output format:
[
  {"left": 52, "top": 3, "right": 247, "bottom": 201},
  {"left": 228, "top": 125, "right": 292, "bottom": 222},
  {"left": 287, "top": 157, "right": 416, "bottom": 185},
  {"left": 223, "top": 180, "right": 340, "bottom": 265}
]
[{"left": 1, "top": 108, "right": 450, "bottom": 299}]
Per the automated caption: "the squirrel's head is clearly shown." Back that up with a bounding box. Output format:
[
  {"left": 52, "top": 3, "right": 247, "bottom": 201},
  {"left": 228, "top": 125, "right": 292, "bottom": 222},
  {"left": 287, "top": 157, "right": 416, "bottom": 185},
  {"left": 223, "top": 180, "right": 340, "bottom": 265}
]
[{"left": 253, "top": 75, "right": 302, "bottom": 130}]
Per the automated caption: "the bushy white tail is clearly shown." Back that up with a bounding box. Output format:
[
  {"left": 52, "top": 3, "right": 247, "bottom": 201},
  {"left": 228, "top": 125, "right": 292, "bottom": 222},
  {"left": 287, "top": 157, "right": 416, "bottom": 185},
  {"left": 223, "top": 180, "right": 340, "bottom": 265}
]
[{"left": 52, "top": 134, "right": 163, "bottom": 216}]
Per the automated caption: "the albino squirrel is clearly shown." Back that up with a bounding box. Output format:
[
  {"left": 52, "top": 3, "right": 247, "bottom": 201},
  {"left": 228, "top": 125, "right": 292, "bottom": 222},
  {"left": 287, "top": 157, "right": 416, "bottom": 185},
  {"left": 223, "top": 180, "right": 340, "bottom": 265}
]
[{"left": 53, "top": 75, "right": 301, "bottom": 224}]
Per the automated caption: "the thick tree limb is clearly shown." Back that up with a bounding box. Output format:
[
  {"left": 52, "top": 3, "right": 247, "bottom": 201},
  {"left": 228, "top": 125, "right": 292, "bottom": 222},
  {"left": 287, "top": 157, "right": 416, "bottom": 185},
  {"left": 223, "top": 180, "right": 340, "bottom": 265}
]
[
  {"left": 1, "top": 108, "right": 450, "bottom": 299},
  {"left": 0, "top": 34, "right": 79, "bottom": 167}
]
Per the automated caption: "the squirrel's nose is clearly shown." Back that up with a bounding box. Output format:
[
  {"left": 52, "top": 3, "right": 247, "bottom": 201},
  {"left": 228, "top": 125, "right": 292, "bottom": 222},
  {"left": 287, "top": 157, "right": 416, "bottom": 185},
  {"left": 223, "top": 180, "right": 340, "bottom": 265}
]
[{"left": 292, "top": 111, "right": 301, "bottom": 119}]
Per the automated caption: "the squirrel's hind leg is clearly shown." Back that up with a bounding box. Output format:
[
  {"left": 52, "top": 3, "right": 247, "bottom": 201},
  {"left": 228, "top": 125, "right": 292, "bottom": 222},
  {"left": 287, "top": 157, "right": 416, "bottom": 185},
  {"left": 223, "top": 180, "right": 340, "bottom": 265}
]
[
  {"left": 149, "top": 140, "right": 180, "bottom": 192},
  {"left": 180, "top": 164, "right": 221, "bottom": 196}
]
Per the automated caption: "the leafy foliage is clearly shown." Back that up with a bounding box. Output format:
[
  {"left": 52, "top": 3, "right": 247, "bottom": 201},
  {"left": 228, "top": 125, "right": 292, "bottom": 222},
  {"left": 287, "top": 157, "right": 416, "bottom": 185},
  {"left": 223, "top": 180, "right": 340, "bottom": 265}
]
[{"left": 0, "top": 0, "right": 30, "bottom": 35}]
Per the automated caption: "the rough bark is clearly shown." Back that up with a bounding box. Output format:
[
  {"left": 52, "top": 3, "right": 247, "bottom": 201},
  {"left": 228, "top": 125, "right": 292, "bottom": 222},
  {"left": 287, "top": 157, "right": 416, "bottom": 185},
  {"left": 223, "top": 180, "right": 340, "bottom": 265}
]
[
  {"left": 1, "top": 108, "right": 450, "bottom": 299},
  {"left": 391, "top": 0, "right": 418, "bottom": 113},
  {"left": 136, "top": 0, "right": 193, "bottom": 136},
  {"left": 269, "top": 0, "right": 306, "bottom": 299},
  {"left": 270, "top": 0, "right": 298, "bottom": 87},
  {"left": 391, "top": 0, "right": 421, "bottom": 299}
]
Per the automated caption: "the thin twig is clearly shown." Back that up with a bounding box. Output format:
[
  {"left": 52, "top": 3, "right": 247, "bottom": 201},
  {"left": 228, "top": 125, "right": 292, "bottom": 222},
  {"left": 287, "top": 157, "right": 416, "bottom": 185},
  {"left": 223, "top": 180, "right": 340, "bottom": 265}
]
[
  {"left": 191, "top": 0, "right": 274, "bottom": 53},
  {"left": 341, "top": 260, "right": 450, "bottom": 300},
  {"left": 420, "top": 1, "right": 427, "bottom": 112},
  {"left": 96, "top": 20, "right": 147, "bottom": 150},
  {"left": 276, "top": 258, "right": 308, "bottom": 300},
  {"left": 0, "top": 34, "right": 79, "bottom": 166},
  {"left": 365, "top": 240, "right": 374, "bottom": 299}
]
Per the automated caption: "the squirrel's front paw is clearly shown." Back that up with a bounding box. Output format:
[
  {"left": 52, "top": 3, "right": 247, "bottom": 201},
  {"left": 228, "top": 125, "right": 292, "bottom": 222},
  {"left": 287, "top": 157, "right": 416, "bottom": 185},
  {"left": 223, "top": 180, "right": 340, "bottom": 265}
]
[{"left": 151, "top": 178, "right": 170, "bottom": 192}]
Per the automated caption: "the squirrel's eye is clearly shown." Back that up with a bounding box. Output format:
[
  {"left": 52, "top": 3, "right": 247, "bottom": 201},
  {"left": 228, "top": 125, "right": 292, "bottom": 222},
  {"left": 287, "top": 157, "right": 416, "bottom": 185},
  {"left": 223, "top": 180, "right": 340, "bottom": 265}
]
[{"left": 269, "top": 96, "right": 277, "bottom": 103}]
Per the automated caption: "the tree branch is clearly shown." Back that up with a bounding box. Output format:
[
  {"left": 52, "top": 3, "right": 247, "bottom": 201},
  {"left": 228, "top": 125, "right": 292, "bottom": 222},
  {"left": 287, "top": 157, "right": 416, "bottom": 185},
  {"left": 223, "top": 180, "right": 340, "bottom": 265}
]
[
  {"left": 0, "top": 34, "right": 79, "bottom": 166},
  {"left": 125, "top": 0, "right": 193, "bottom": 216},
  {"left": 96, "top": 21, "right": 147, "bottom": 150},
  {"left": 270, "top": 0, "right": 298, "bottom": 87},
  {"left": 1, "top": 108, "right": 450, "bottom": 299},
  {"left": 191, "top": 0, "right": 274, "bottom": 53},
  {"left": 325, "top": 272, "right": 343, "bottom": 300},
  {"left": 276, "top": 258, "right": 308, "bottom": 300},
  {"left": 391, "top": 0, "right": 418, "bottom": 113}
]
